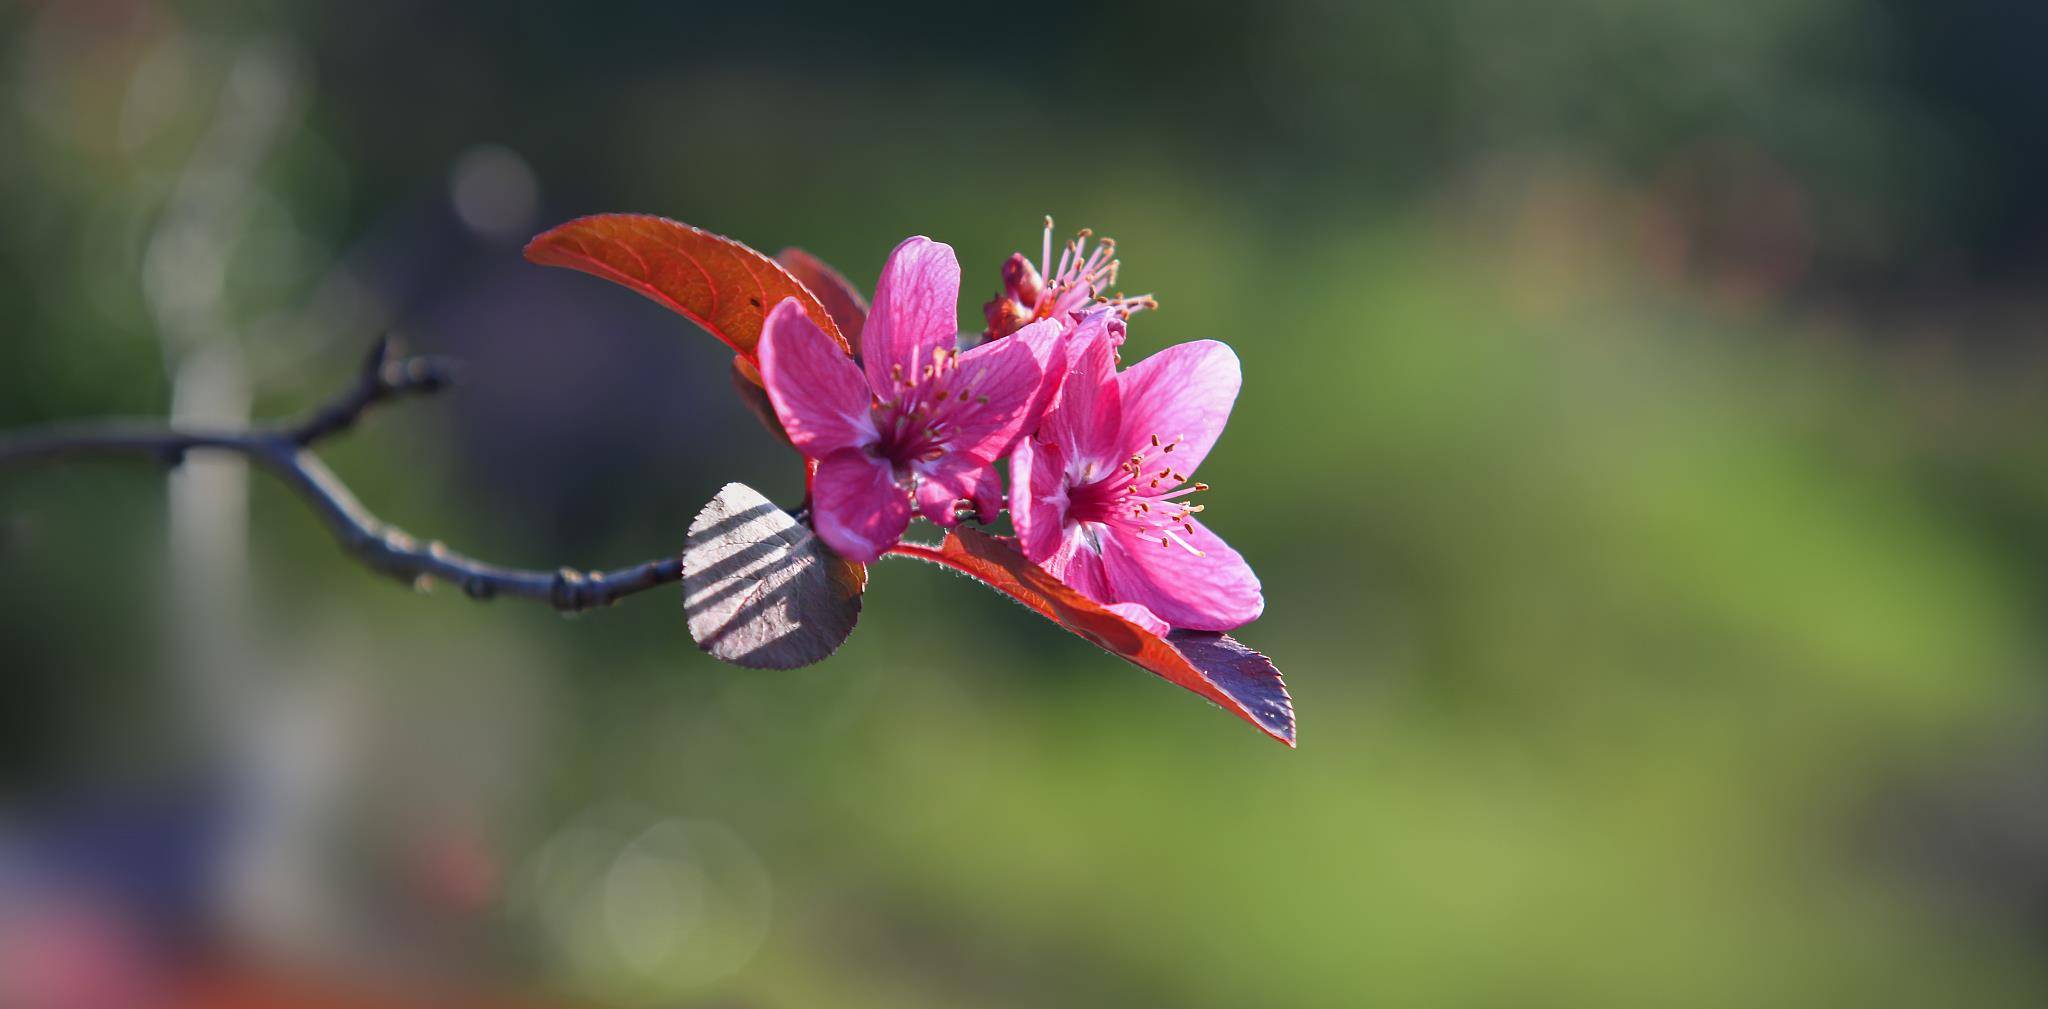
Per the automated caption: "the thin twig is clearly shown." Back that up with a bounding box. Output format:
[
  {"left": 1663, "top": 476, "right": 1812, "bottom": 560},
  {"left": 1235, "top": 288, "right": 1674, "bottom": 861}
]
[{"left": 0, "top": 337, "right": 684, "bottom": 613}]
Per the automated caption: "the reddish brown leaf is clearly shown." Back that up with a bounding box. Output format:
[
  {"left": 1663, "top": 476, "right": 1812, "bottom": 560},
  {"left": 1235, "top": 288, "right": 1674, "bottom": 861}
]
[
  {"left": 891, "top": 528, "right": 1294, "bottom": 746},
  {"left": 776, "top": 247, "right": 868, "bottom": 346},
  {"left": 524, "top": 214, "right": 849, "bottom": 362},
  {"left": 730, "top": 357, "right": 791, "bottom": 445}
]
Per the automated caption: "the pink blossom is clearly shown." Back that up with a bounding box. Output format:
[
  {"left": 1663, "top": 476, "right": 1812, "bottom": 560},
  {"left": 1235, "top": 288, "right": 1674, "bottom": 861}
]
[
  {"left": 983, "top": 217, "right": 1157, "bottom": 340},
  {"left": 760, "top": 236, "right": 1061, "bottom": 562},
  {"left": 1009, "top": 333, "right": 1263, "bottom": 631}
]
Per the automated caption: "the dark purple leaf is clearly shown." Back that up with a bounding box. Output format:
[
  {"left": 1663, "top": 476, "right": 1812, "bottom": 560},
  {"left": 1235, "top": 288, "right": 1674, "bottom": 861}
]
[{"left": 683, "top": 483, "right": 865, "bottom": 669}]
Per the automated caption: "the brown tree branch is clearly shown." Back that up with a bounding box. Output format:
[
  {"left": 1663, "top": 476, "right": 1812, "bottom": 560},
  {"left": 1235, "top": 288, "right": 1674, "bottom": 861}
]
[{"left": 0, "top": 337, "right": 683, "bottom": 613}]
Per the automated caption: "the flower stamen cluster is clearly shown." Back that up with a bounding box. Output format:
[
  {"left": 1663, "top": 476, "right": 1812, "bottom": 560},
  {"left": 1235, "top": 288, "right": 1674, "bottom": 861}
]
[{"left": 984, "top": 217, "right": 1157, "bottom": 340}]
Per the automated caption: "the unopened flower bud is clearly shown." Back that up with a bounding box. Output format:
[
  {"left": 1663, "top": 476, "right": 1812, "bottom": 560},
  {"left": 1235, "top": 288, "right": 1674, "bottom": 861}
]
[
  {"left": 983, "top": 296, "right": 1031, "bottom": 339},
  {"left": 1001, "top": 253, "right": 1044, "bottom": 304}
]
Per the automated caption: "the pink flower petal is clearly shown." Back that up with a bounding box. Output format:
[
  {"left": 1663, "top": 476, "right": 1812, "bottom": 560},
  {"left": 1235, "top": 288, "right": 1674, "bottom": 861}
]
[
  {"left": 926, "top": 316, "right": 1059, "bottom": 463},
  {"left": 959, "top": 464, "right": 1004, "bottom": 524},
  {"left": 1008, "top": 436, "right": 1070, "bottom": 563},
  {"left": 911, "top": 456, "right": 1006, "bottom": 527},
  {"left": 1115, "top": 340, "right": 1241, "bottom": 481},
  {"left": 811, "top": 447, "right": 911, "bottom": 562},
  {"left": 1102, "top": 515, "right": 1263, "bottom": 631},
  {"left": 1047, "top": 529, "right": 1113, "bottom": 602},
  {"left": 759, "top": 298, "right": 878, "bottom": 457},
  {"left": 914, "top": 474, "right": 962, "bottom": 526},
  {"left": 862, "top": 236, "right": 961, "bottom": 397},
  {"left": 1043, "top": 320, "right": 1122, "bottom": 472},
  {"left": 1021, "top": 310, "right": 1106, "bottom": 430},
  {"left": 1060, "top": 307, "right": 1125, "bottom": 364},
  {"left": 1105, "top": 601, "right": 1171, "bottom": 637}
]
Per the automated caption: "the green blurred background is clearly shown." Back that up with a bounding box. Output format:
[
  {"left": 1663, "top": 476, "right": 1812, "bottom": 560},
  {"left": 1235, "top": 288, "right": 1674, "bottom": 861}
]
[{"left": 6, "top": 0, "right": 2048, "bottom": 1006}]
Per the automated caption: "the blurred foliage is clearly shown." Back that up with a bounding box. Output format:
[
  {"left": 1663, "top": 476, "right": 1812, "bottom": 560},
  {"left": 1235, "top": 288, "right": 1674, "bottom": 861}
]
[{"left": 6, "top": 0, "right": 2048, "bottom": 1006}]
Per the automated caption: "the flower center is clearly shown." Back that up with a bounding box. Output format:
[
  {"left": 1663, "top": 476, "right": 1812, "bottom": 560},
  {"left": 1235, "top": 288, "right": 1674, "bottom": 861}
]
[
  {"left": 1066, "top": 432, "right": 1210, "bottom": 556},
  {"left": 871, "top": 346, "right": 990, "bottom": 472}
]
